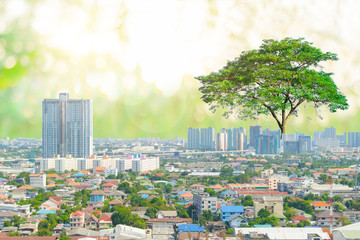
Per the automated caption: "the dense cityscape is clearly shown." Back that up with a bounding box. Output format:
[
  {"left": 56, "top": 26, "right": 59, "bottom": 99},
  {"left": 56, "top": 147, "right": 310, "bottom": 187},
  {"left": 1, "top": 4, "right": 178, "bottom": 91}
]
[
  {"left": 0, "top": 93, "right": 358, "bottom": 240},
  {"left": 2, "top": 1, "right": 360, "bottom": 240}
]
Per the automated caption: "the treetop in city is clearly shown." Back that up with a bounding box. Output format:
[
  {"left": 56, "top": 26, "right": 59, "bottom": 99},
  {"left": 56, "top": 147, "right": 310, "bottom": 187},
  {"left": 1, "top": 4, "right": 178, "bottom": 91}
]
[{"left": 195, "top": 37, "right": 348, "bottom": 135}]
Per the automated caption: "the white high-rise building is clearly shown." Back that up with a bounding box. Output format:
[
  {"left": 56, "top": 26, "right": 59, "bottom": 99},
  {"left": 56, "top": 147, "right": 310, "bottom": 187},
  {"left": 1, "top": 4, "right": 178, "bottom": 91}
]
[
  {"left": 55, "top": 156, "right": 78, "bottom": 173},
  {"left": 187, "top": 128, "right": 200, "bottom": 150},
  {"left": 216, "top": 132, "right": 228, "bottom": 151},
  {"left": 42, "top": 93, "right": 93, "bottom": 158},
  {"left": 236, "top": 131, "right": 246, "bottom": 151},
  {"left": 131, "top": 154, "right": 159, "bottom": 172},
  {"left": 116, "top": 159, "right": 133, "bottom": 172}
]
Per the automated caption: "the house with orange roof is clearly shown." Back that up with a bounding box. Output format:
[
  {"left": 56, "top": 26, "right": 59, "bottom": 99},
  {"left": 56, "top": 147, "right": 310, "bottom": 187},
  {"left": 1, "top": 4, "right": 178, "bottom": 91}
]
[
  {"left": 138, "top": 171, "right": 151, "bottom": 175},
  {"left": 212, "top": 184, "right": 223, "bottom": 191},
  {"left": 189, "top": 184, "right": 205, "bottom": 191},
  {"left": 79, "top": 170, "right": 90, "bottom": 175},
  {"left": 179, "top": 192, "right": 193, "bottom": 200},
  {"left": 18, "top": 185, "right": 33, "bottom": 190},
  {"left": 291, "top": 215, "right": 309, "bottom": 224},
  {"left": 102, "top": 181, "right": 119, "bottom": 191},
  {"left": 312, "top": 201, "right": 331, "bottom": 211},
  {"left": 40, "top": 196, "right": 63, "bottom": 210},
  {"left": 98, "top": 214, "right": 112, "bottom": 228},
  {"left": 68, "top": 182, "right": 81, "bottom": 187},
  {"left": 95, "top": 167, "right": 105, "bottom": 173},
  {"left": 70, "top": 211, "right": 85, "bottom": 229},
  {"left": 328, "top": 168, "right": 355, "bottom": 175},
  {"left": 47, "top": 174, "right": 61, "bottom": 179}
]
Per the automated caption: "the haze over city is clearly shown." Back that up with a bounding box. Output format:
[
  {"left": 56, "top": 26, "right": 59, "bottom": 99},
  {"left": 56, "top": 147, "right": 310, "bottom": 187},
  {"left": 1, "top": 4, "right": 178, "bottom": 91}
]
[{"left": 1, "top": 0, "right": 360, "bottom": 139}]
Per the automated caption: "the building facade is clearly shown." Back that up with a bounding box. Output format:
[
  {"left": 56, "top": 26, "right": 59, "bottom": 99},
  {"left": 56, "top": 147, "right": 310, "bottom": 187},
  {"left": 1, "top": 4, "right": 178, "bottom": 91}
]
[
  {"left": 193, "top": 193, "right": 217, "bottom": 218},
  {"left": 42, "top": 93, "right": 93, "bottom": 158},
  {"left": 29, "top": 173, "right": 46, "bottom": 188}
]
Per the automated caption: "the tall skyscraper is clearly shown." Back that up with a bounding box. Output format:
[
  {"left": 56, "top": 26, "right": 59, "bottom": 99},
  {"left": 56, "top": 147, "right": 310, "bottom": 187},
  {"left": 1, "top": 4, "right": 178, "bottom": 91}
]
[
  {"left": 348, "top": 132, "right": 360, "bottom": 147},
  {"left": 249, "top": 125, "right": 262, "bottom": 148},
  {"left": 299, "top": 136, "right": 312, "bottom": 153},
  {"left": 216, "top": 132, "right": 228, "bottom": 151},
  {"left": 42, "top": 93, "right": 93, "bottom": 158},
  {"left": 236, "top": 131, "right": 246, "bottom": 150},
  {"left": 255, "top": 134, "right": 279, "bottom": 155},
  {"left": 200, "top": 127, "right": 215, "bottom": 150},
  {"left": 187, "top": 128, "right": 200, "bottom": 150},
  {"left": 324, "top": 126, "right": 336, "bottom": 139}
]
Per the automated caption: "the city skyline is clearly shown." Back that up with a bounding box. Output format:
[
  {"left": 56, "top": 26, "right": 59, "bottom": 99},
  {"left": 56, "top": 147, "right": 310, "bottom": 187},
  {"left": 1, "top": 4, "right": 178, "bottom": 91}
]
[{"left": 2, "top": 1, "right": 360, "bottom": 139}]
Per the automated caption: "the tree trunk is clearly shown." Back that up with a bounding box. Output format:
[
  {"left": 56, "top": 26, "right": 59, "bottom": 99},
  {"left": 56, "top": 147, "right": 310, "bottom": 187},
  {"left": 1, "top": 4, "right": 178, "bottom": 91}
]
[{"left": 280, "top": 124, "right": 286, "bottom": 139}]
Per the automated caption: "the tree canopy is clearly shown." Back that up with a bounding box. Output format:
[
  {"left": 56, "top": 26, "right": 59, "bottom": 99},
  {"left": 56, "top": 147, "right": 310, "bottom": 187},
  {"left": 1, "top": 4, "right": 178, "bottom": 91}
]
[{"left": 195, "top": 37, "right": 348, "bottom": 135}]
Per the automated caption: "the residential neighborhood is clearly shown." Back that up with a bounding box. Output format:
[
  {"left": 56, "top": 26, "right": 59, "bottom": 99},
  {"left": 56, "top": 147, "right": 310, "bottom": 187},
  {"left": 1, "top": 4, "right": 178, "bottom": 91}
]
[{"left": 0, "top": 150, "right": 359, "bottom": 239}]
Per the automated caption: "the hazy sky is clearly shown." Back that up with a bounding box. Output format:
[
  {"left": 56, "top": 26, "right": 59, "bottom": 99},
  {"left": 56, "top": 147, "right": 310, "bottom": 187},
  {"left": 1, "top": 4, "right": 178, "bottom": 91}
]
[{"left": 1, "top": 0, "right": 360, "bottom": 138}]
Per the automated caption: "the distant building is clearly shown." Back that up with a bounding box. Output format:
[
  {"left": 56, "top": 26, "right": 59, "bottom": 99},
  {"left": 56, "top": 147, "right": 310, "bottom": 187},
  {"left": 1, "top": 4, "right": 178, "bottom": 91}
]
[
  {"left": 42, "top": 93, "right": 93, "bottom": 158},
  {"left": 116, "top": 159, "right": 133, "bottom": 172},
  {"left": 104, "top": 167, "right": 118, "bottom": 178},
  {"left": 336, "top": 133, "right": 347, "bottom": 146},
  {"left": 324, "top": 126, "right": 336, "bottom": 139},
  {"left": 220, "top": 205, "right": 244, "bottom": 223},
  {"left": 69, "top": 211, "right": 85, "bottom": 229},
  {"left": 90, "top": 190, "right": 105, "bottom": 203},
  {"left": 348, "top": 132, "right": 360, "bottom": 147},
  {"left": 187, "top": 128, "right": 200, "bottom": 150},
  {"left": 253, "top": 196, "right": 283, "bottom": 217},
  {"left": 29, "top": 173, "right": 46, "bottom": 188},
  {"left": 283, "top": 141, "right": 300, "bottom": 153},
  {"left": 131, "top": 154, "right": 159, "bottom": 172},
  {"left": 200, "top": 127, "right": 215, "bottom": 151},
  {"left": 216, "top": 132, "right": 228, "bottom": 151},
  {"left": 255, "top": 135, "right": 279, "bottom": 155},
  {"left": 193, "top": 193, "right": 217, "bottom": 218},
  {"left": 236, "top": 130, "right": 247, "bottom": 151},
  {"left": 250, "top": 125, "right": 262, "bottom": 148},
  {"left": 299, "top": 136, "right": 312, "bottom": 153}
]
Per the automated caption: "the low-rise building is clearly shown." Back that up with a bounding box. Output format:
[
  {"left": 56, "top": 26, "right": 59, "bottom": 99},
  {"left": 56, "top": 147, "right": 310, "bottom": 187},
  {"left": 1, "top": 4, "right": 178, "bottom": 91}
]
[
  {"left": 193, "top": 193, "right": 217, "bottom": 218},
  {"left": 220, "top": 205, "right": 244, "bottom": 223},
  {"left": 254, "top": 196, "right": 283, "bottom": 217},
  {"left": 156, "top": 211, "right": 177, "bottom": 219},
  {"left": 90, "top": 190, "right": 105, "bottom": 203},
  {"left": 316, "top": 210, "right": 341, "bottom": 227},
  {"left": 312, "top": 201, "right": 331, "bottom": 211},
  {"left": 0, "top": 203, "right": 31, "bottom": 215},
  {"left": 70, "top": 211, "right": 85, "bottom": 229},
  {"left": 29, "top": 173, "right": 46, "bottom": 188}
]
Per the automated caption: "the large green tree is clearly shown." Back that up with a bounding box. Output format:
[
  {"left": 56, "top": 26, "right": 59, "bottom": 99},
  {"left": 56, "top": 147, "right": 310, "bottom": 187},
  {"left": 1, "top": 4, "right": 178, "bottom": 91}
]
[{"left": 196, "top": 38, "right": 348, "bottom": 135}]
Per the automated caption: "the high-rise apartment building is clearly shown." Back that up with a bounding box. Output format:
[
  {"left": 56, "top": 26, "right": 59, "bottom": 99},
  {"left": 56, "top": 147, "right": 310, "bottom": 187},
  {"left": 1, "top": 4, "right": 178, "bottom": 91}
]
[
  {"left": 224, "top": 127, "right": 247, "bottom": 150},
  {"left": 250, "top": 125, "right": 262, "bottom": 148},
  {"left": 200, "top": 127, "right": 215, "bottom": 150},
  {"left": 255, "top": 135, "right": 279, "bottom": 155},
  {"left": 187, "top": 128, "right": 200, "bottom": 150},
  {"left": 348, "top": 132, "right": 360, "bottom": 147},
  {"left": 336, "top": 133, "right": 347, "bottom": 146},
  {"left": 236, "top": 131, "right": 247, "bottom": 151},
  {"left": 216, "top": 131, "right": 228, "bottom": 151},
  {"left": 42, "top": 93, "right": 93, "bottom": 158},
  {"left": 324, "top": 126, "right": 336, "bottom": 139},
  {"left": 299, "top": 136, "right": 312, "bottom": 153}
]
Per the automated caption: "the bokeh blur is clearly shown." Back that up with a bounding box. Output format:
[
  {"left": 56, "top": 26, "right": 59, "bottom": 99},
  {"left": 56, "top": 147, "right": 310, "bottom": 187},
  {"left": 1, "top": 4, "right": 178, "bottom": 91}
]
[{"left": 1, "top": 0, "right": 360, "bottom": 138}]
